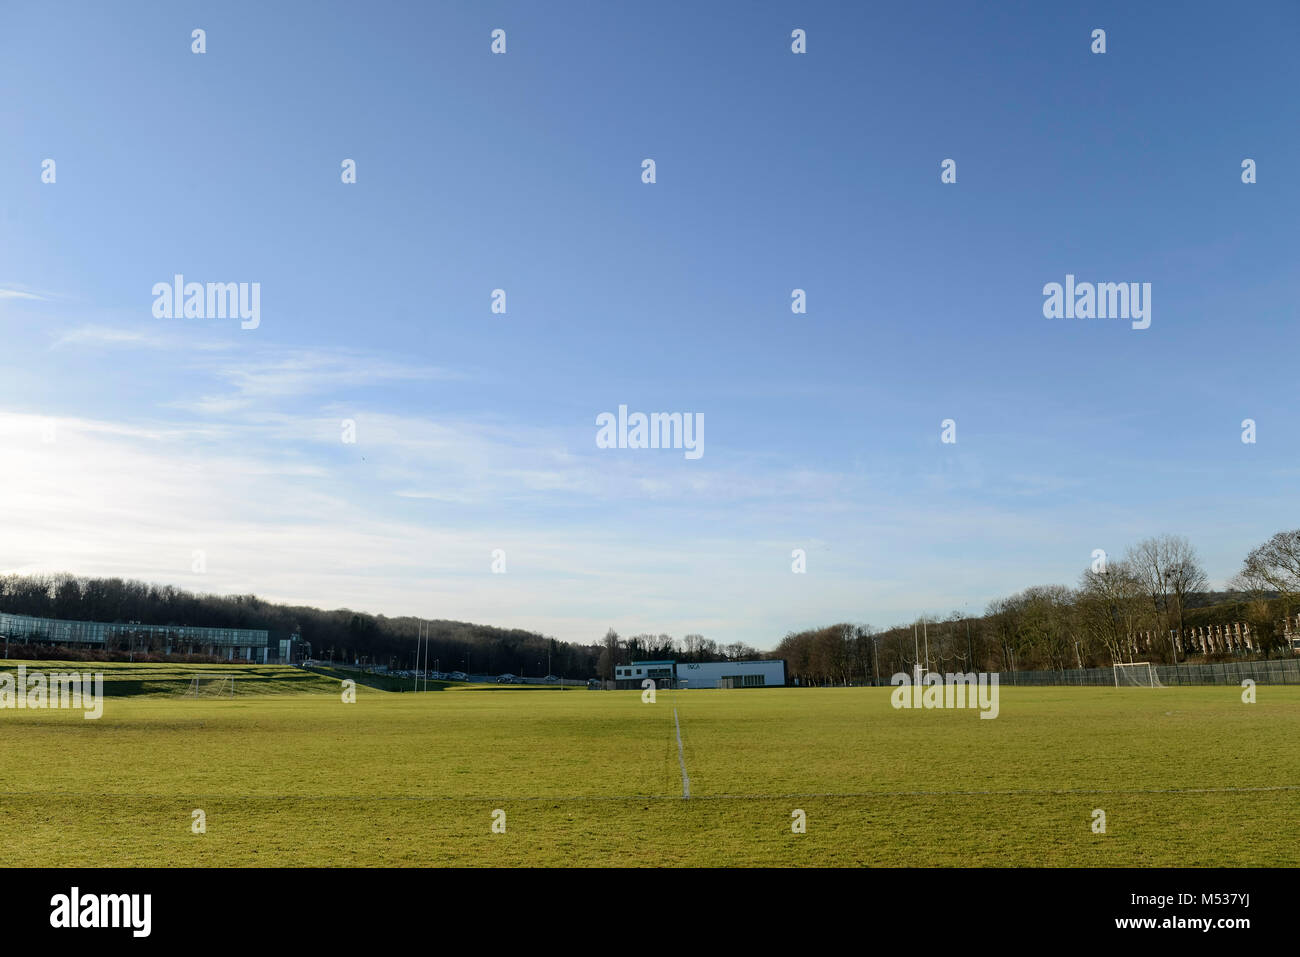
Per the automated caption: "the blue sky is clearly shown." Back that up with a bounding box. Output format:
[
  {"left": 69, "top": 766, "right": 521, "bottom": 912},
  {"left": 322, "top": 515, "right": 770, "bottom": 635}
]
[{"left": 1, "top": 1, "right": 1296, "bottom": 647}]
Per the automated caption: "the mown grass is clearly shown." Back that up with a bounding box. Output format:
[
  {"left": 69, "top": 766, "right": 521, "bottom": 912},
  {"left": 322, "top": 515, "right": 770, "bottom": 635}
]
[
  {"left": 0, "top": 659, "right": 338, "bottom": 697},
  {"left": 303, "top": 665, "right": 560, "bottom": 693},
  {"left": 303, "top": 664, "right": 459, "bottom": 693},
  {"left": 0, "top": 664, "right": 1295, "bottom": 866}
]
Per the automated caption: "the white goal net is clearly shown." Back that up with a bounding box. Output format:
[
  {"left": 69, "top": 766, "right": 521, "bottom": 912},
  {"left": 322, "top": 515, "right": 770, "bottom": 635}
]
[
  {"left": 1113, "top": 661, "right": 1164, "bottom": 688},
  {"left": 184, "top": 675, "right": 236, "bottom": 697}
]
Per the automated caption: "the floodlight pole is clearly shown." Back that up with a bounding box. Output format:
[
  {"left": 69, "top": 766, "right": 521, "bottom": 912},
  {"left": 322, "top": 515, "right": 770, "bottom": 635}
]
[
  {"left": 923, "top": 617, "right": 930, "bottom": 672},
  {"left": 412, "top": 622, "right": 421, "bottom": 692}
]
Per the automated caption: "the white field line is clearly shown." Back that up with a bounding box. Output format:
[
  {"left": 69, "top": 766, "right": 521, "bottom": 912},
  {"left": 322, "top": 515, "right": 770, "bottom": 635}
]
[{"left": 672, "top": 706, "right": 690, "bottom": 800}]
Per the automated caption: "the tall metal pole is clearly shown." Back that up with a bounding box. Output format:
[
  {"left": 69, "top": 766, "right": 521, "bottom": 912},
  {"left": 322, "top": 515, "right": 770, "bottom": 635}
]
[{"left": 412, "top": 622, "right": 421, "bottom": 692}]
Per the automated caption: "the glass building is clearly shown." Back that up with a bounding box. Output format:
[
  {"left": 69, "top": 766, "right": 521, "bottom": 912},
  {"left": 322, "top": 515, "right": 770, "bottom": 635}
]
[{"left": 0, "top": 611, "right": 272, "bottom": 662}]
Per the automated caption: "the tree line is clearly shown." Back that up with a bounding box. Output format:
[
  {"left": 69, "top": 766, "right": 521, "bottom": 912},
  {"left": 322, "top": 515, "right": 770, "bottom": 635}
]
[
  {"left": 774, "top": 529, "right": 1300, "bottom": 686},
  {"left": 0, "top": 573, "right": 600, "bottom": 677}
]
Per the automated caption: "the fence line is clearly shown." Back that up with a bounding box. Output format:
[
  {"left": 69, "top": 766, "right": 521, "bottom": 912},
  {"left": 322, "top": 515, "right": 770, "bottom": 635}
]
[{"left": 993, "top": 658, "right": 1300, "bottom": 686}]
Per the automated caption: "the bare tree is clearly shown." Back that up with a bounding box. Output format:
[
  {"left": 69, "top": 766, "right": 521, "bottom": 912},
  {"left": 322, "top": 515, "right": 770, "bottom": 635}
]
[
  {"left": 1164, "top": 539, "right": 1209, "bottom": 647},
  {"left": 1018, "top": 585, "right": 1076, "bottom": 670},
  {"left": 985, "top": 596, "right": 1023, "bottom": 671},
  {"left": 599, "top": 628, "right": 619, "bottom": 679},
  {"left": 1078, "top": 559, "right": 1146, "bottom": 664},
  {"left": 853, "top": 624, "right": 877, "bottom": 683},
  {"left": 1126, "top": 535, "right": 1201, "bottom": 662},
  {"left": 1235, "top": 529, "right": 1300, "bottom": 612},
  {"left": 1231, "top": 529, "right": 1300, "bottom": 657}
]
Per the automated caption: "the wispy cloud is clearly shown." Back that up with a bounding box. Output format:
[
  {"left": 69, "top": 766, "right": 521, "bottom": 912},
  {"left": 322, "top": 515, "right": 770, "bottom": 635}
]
[
  {"left": 51, "top": 325, "right": 169, "bottom": 349},
  {"left": 0, "top": 286, "right": 48, "bottom": 301},
  {"left": 168, "top": 349, "right": 464, "bottom": 414}
]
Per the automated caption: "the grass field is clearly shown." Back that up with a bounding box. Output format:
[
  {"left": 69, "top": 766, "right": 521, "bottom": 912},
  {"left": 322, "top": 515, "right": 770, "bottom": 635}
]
[{"left": 1, "top": 660, "right": 1296, "bottom": 866}]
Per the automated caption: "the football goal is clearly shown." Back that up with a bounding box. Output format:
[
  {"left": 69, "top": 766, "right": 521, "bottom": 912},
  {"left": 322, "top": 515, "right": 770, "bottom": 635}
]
[
  {"left": 184, "top": 675, "right": 236, "bottom": 697},
  {"left": 1113, "top": 661, "right": 1164, "bottom": 688}
]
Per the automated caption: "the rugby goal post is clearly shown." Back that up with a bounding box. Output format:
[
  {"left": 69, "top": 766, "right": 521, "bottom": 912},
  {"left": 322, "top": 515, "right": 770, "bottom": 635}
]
[
  {"left": 184, "top": 675, "right": 236, "bottom": 697},
  {"left": 1113, "top": 661, "right": 1164, "bottom": 688}
]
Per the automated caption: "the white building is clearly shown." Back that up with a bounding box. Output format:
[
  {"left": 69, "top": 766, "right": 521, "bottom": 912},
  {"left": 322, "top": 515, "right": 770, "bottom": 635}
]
[
  {"left": 612, "top": 659, "right": 787, "bottom": 689},
  {"left": 676, "top": 659, "right": 785, "bottom": 688},
  {"left": 613, "top": 660, "right": 676, "bottom": 689}
]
